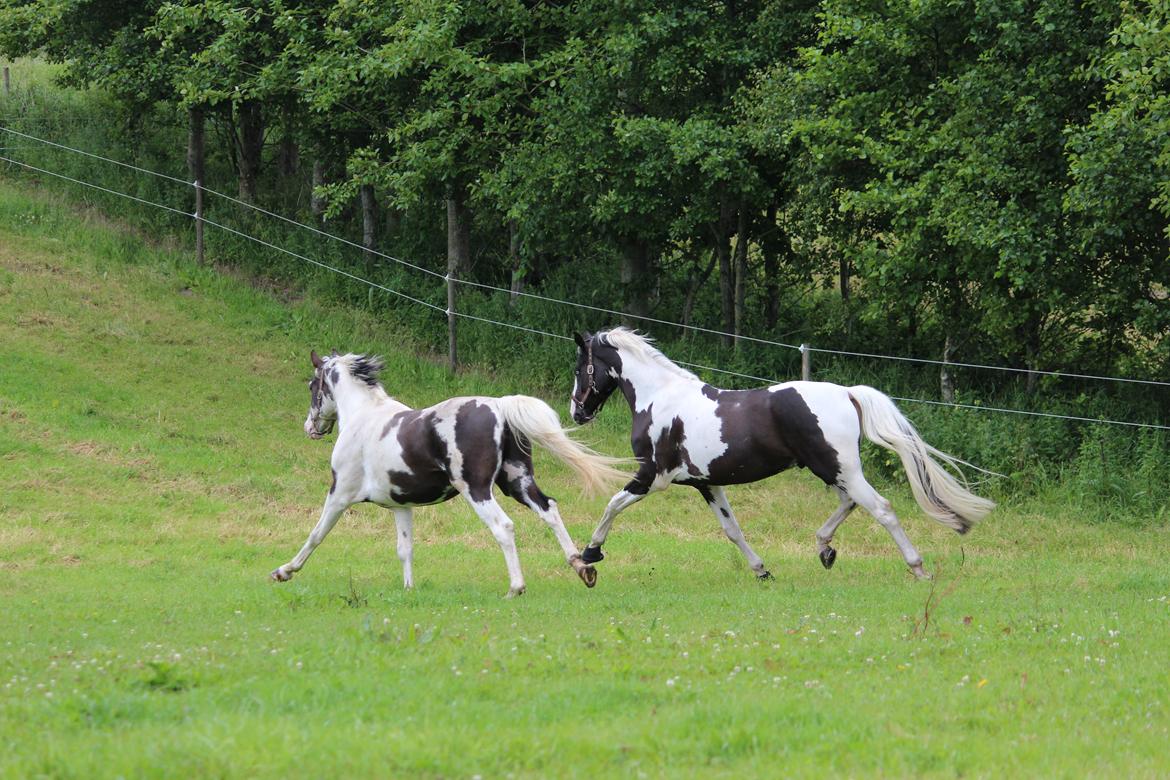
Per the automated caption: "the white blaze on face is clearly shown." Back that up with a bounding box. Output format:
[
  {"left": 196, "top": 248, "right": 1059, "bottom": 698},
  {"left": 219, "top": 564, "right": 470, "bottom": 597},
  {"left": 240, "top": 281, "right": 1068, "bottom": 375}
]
[{"left": 570, "top": 353, "right": 583, "bottom": 420}]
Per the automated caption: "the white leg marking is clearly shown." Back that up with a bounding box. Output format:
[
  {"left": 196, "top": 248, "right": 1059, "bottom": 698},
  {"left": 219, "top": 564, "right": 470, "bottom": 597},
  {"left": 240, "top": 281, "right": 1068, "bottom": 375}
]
[
  {"left": 588, "top": 488, "right": 649, "bottom": 547},
  {"left": 462, "top": 492, "right": 527, "bottom": 596},
  {"left": 844, "top": 477, "right": 926, "bottom": 575},
  {"left": 394, "top": 508, "right": 414, "bottom": 589},
  {"left": 706, "top": 486, "right": 768, "bottom": 576},
  {"left": 272, "top": 492, "right": 351, "bottom": 581},
  {"left": 527, "top": 496, "right": 581, "bottom": 562},
  {"left": 816, "top": 488, "right": 857, "bottom": 552}
]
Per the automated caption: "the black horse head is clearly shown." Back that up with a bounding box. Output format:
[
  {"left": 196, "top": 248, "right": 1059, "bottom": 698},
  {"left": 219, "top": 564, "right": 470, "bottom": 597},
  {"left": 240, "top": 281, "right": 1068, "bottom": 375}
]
[{"left": 570, "top": 331, "right": 624, "bottom": 424}]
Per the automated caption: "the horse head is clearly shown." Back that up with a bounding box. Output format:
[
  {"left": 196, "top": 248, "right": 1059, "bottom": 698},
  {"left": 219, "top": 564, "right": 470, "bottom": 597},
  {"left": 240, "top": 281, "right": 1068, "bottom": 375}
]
[
  {"left": 305, "top": 349, "right": 339, "bottom": 439},
  {"left": 570, "top": 331, "right": 623, "bottom": 424}
]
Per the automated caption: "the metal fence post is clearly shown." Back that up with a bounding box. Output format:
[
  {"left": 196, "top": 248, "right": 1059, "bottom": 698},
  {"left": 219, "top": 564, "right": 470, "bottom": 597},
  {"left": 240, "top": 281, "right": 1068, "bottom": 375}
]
[
  {"left": 3, "top": 67, "right": 10, "bottom": 97},
  {"left": 800, "top": 343, "right": 810, "bottom": 381}
]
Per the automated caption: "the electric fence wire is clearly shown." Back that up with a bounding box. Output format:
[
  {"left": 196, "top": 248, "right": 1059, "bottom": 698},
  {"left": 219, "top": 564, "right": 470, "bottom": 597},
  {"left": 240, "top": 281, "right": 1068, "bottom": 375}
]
[
  {"left": 6, "top": 123, "right": 1170, "bottom": 388},
  {"left": 2, "top": 141, "right": 1168, "bottom": 431}
]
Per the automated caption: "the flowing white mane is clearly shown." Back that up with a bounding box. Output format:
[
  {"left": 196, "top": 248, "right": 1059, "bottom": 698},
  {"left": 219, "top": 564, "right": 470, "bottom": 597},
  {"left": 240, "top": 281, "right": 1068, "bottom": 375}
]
[{"left": 600, "top": 327, "right": 700, "bottom": 382}]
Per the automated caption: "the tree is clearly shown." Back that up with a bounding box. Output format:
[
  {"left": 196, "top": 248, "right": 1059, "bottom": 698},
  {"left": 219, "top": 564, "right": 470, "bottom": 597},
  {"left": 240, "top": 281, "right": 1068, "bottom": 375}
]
[{"left": 753, "top": 0, "right": 1145, "bottom": 383}]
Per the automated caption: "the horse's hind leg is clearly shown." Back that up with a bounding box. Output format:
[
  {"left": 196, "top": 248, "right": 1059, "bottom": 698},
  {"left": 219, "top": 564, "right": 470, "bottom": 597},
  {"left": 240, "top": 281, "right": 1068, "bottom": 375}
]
[
  {"left": 700, "top": 485, "right": 772, "bottom": 580},
  {"left": 816, "top": 488, "right": 857, "bottom": 570},
  {"left": 459, "top": 489, "right": 527, "bottom": 597},
  {"left": 842, "top": 475, "right": 929, "bottom": 579},
  {"left": 504, "top": 473, "right": 597, "bottom": 588}
]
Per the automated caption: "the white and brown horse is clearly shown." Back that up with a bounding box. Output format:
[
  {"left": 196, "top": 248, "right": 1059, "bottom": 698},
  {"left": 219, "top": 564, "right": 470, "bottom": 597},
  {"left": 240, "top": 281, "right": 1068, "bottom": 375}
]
[
  {"left": 271, "top": 351, "right": 624, "bottom": 596},
  {"left": 570, "top": 328, "right": 994, "bottom": 579}
]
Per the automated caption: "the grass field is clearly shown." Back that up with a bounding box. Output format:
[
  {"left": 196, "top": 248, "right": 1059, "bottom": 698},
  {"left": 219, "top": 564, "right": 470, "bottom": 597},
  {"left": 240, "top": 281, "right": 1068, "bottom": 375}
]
[{"left": 2, "top": 179, "right": 1169, "bottom": 778}]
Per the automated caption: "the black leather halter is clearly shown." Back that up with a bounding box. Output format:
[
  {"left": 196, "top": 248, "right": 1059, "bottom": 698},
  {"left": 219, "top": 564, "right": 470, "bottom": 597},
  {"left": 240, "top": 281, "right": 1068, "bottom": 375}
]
[{"left": 572, "top": 337, "right": 600, "bottom": 411}]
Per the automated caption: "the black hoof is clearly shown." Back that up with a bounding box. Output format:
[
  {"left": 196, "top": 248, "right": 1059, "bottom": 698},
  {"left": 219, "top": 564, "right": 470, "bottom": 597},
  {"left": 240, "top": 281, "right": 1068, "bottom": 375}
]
[
  {"left": 819, "top": 547, "right": 837, "bottom": 570},
  {"left": 581, "top": 545, "right": 604, "bottom": 564},
  {"left": 757, "top": 570, "right": 774, "bottom": 581}
]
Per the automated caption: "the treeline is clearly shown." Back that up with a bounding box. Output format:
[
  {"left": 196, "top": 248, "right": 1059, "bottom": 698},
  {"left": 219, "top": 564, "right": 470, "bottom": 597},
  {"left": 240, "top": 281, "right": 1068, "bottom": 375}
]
[{"left": 2, "top": 0, "right": 1168, "bottom": 386}]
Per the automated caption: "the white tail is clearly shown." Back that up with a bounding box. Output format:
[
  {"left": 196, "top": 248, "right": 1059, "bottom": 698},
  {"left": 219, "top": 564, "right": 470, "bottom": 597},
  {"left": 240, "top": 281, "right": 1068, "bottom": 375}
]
[
  {"left": 848, "top": 385, "right": 994, "bottom": 533},
  {"left": 495, "top": 395, "right": 628, "bottom": 496}
]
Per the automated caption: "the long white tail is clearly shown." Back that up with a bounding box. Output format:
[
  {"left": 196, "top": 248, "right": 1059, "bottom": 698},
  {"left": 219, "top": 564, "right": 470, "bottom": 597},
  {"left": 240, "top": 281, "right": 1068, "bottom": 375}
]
[
  {"left": 848, "top": 385, "right": 995, "bottom": 534},
  {"left": 495, "top": 395, "right": 628, "bottom": 496}
]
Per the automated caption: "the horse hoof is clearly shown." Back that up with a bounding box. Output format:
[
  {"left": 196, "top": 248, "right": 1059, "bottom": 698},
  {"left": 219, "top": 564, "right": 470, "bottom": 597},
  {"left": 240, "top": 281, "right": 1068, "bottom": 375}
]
[
  {"left": 579, "top": 565, "right": 598, "bottom": 589},
  {"left": 757, "top": 570, "right": 774, "bottom": 581},
  {"left": 819, "top": 547, "right": 837, "bottom": 570},
  {"left": 581, "top": 545, "right": 604, "bottom": 564},
  {"left": 506, "top": 586, "right": 526, "bottom": 598},
  {"left": 910, "top": 563, "right": 932, "bottom": 580},
  {"left": 270, "top": 567, "right": 291, "bottom": 582}
]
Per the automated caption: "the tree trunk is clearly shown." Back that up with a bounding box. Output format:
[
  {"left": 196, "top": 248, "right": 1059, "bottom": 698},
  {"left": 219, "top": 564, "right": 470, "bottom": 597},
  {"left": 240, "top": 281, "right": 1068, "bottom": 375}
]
[
  {"left": 446, "top": 194, "right": 470, "bottom": 372},
  {"left": 235, "top": 100, "right": 263, "bottom": 203},
  {"left": 360, "top": 184, "right": 378, "bottom": 275},
  {"left": 710, "top": 202, "right": 736, "bottom": 347},
  {"left": 278, "top": 104, "right": 298, "bottom": 177},
  {"left": 446, "top": 192, "right": 472, "bottom": 278},
  {"left": 839, "top": 250, "right": 852, "bottom": 338},
  {"left": 940, "top": 333, "right": 956, "bottom": 403},
  {"left": 187, "top": 107, "right": 205, "bottom": 184},
  {"left": 311, "top": 160, "right": 327, "bottom": 222},
  {"left": 761, "top": 204, "right": 780, "bottom": 330},
  {"left": 508, "top": 220, "right": 523, "bottom": 306},
  {"left": 620, "top": 237, "right": 652, "bottom": 326},
  {"left": 187, "top": 107, "right": 205, "bottom": 264},
  {"left": 385, "top": 205, "right": 400, "bottom": 239},
  {"left": 682, "top": 250, "right": 718, "bottom": 329},
  {"left": 732, "top": 207, "right": 748, "bottom": 347}
]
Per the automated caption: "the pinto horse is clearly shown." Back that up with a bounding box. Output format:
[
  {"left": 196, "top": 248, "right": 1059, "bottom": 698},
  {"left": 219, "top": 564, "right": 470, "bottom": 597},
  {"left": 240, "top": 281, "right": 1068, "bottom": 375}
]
[
  {"left": 569, "top": 328, "right": 994, "bottom": 579},
  {"left": 271, "top": 351, "right": 624, "bottom": 596}
]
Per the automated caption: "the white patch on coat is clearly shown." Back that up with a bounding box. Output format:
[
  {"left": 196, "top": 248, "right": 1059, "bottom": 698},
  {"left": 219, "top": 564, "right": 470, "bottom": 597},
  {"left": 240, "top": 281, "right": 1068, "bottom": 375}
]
[
  {"left": 768, "top": 381, "right": 862, "bottom": 453},
  {"left": 605, "top": 333, "right": 726, "bottom": 478}
]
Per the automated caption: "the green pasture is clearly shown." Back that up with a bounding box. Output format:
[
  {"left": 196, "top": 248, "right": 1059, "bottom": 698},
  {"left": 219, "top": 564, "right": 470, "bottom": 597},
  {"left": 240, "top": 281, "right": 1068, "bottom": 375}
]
[{"left": 1, "top": 180, "right": 1168, "bottom": 778}]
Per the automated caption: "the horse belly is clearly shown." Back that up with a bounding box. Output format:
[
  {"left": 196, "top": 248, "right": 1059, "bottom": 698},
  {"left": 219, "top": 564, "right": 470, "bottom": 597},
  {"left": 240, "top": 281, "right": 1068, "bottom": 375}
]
[
  {"left": 702, "top": 447, "right": 796, "bottom": 486},
  {"left": 362, "top": 466, "right": 457, "bottom": 507}
]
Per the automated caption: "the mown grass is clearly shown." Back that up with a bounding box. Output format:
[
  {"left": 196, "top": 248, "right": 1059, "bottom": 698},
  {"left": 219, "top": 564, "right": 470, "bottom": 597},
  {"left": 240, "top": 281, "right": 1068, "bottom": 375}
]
[{"left": 2, "top": 179, "right": 1169, "bottom": 778}]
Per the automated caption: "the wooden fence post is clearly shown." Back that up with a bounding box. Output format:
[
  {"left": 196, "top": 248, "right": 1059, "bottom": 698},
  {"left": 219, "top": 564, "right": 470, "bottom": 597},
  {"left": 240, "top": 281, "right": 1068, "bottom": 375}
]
[
  {"left": 194, "top": 180, "right": 204, "bottom": 266},
  {"left": 446, "top": 271, "right": 457, "bottom": 372},
  {"left": 3, "top": 67, "right": 10, "bottom": 97},
  {"left": 800, "top": 343, "right": 810, "bottom": 381}
]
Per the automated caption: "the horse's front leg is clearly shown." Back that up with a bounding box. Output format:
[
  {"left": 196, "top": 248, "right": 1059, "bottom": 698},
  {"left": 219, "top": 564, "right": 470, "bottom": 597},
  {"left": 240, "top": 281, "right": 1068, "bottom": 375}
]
[
  {"left": 393, "top": 508, "right": 414, "bottom": 589},
  {"left": 271, "top": 489, "right": 352, "bottom": 582},
  {"left": 581, "top": 478, "right": 653, "bottom": 564}
]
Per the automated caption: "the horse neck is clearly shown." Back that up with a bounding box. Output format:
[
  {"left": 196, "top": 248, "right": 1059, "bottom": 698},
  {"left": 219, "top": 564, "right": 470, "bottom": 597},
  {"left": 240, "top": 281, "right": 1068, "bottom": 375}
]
[
  {"left": 331, "top": 375, "right": 396, "bottom": 420},
  {"left": 613, "top": 348, "right": 699, "bottom": 410}
]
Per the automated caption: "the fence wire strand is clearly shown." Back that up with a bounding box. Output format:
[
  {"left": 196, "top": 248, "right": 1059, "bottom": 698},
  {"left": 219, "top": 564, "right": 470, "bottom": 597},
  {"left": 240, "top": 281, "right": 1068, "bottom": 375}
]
[{"left": 2, "top": 138, "right": 1167, "bottom": 432}]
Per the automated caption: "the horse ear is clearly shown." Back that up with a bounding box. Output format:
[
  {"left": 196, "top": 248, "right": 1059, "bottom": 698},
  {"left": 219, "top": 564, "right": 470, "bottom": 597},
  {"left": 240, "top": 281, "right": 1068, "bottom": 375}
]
[
  {"left": 573, "top": 331, "right": 587, "bottom": 348},
  {"left": 311, "top": 350, "right": 323, "bottom": 369},
  {"left": 330, "top": 348, "right": 339, "bottom": 357}
]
